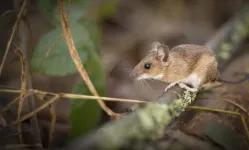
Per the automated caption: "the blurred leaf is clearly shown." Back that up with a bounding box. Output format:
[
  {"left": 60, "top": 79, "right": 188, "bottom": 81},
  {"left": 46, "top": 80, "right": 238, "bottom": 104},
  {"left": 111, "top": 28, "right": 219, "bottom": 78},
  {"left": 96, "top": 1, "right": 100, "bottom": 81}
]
[
  {"left": 33, "top": 0, "right": 104, "bottom": 140},
  {"left": 31, "top": 22, "right": 97, "bottom": 76},
  {"left": 202, "top": 121, "right": 246, "bottom": 150},
  {"left": 97, "top": 0, "right": 119, "bottom": 21},
  {"left": 69, "top": 46, "right": 106, "bottom": 141},
  {"left": 78, "top": 19, "right": 101, "bottom": 54}
]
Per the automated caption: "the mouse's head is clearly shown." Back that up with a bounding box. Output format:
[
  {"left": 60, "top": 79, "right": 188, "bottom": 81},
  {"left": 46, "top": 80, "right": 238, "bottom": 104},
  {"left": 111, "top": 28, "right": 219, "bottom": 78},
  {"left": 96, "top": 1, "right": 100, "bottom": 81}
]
[{"left": 130, "top": 42, "right": 170, "bottom": 80}]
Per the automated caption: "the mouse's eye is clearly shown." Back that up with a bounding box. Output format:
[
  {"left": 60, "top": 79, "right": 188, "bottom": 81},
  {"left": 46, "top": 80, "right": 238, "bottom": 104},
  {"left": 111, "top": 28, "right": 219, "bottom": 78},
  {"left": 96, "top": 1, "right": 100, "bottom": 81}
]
[{"left": 144, "top": 63, "right": 151, "bottom": 69}]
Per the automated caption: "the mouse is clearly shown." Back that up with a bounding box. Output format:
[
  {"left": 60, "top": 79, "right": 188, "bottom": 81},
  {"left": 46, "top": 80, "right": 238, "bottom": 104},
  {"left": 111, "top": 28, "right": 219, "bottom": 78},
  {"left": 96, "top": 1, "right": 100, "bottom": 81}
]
[{"left": 130, "top": 42, "right": 249, "bottom": 92}]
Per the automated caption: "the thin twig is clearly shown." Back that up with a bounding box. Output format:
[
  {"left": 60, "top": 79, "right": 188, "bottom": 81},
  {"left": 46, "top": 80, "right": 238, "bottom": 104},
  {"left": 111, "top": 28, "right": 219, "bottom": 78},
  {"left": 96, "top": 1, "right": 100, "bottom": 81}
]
[
  {"left": 187, "top": 106, "right": 249, "bottom": 142},
  {"left": 221, "top": 98, "right": 249, "bottom": 117},
  {"left": 17, "top": 1, "right": 42, "bottom": 143},
  {"left": 0, "top": 129, "right": 30, "bottom": 140},
  {"left": 222, "top": 99, "right": 248, "bottom": 113},
  {"left": 0, "top": 0, "right": 27, "bottom": 76},
  {"left": 48, "top": 103, "right": 57, "bottom": 150},
  {"left": 9, "top": 95, "right": 60, "bottom": 126},
  {"left": 1, "top": 88, "right": 147, "bottom": 127},
  {"left": 61, "top": 93, "right": 148, "bottom": 103},
  {"left": 0, "top": 116, "right": 7, "bottom": 127},
  {"left": 2, "top": 96, "right": 21, "bottom": 111},
  {"left": 13, "top": 42, "right": 27, "bottom": 144},
  {"left": 1, "top": 9, "right": 16, "bottom": 16},
  {"left": 46, "top": 33, "right": 63, "bottom": 57},
  {"left": 57, "top": 0, "right": 119, "bottom": 118},
  {"left": 1, "top": 91, "right": 34, "bottom": 112},
  {"left": 0, "top": 88, "right": 148, "bottom": 103}
]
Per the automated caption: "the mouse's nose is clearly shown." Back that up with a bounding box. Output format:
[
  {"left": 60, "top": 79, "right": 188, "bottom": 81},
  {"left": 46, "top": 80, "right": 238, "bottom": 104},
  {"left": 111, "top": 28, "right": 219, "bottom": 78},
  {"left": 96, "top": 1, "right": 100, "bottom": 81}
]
[
  {"left": 130, "top": 71, "right": 139, "bottom": 78},
  {"left": 129, "top": 71, "right": 134, "bottom": 78}
]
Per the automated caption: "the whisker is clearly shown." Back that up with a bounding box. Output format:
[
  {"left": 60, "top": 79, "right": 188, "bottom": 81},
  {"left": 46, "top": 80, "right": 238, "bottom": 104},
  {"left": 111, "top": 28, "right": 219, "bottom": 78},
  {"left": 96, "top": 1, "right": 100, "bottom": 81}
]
[
  {"left": 148, "top": 78, "right": 157, "bottom": 83},
  {"left": 123, "top": 68, "right": 132, "bottom": 71},
  {"left": 123, "top": 70, "right": 132, "bottom": 74},
  {"left": 135, "top": 80, "right": 143, "bottom": 94},
  {"left": 123, "top": 68, "right": 132, "bottom": 74},
  {"left": 143, "top": 80, "right": 153, "bottom": 92},
  {"left": 150, "top": 79, "right": 163, "bottom": 85},
  {"left": 139, "top": 80, "right": 147, "bottom": 92}
]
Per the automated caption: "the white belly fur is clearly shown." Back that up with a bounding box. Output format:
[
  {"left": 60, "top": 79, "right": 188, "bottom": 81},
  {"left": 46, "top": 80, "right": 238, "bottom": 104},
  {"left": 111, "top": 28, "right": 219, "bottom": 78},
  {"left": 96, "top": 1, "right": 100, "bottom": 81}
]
[{"left": 183, "top": 73, "right": 201, "bottom": 88}]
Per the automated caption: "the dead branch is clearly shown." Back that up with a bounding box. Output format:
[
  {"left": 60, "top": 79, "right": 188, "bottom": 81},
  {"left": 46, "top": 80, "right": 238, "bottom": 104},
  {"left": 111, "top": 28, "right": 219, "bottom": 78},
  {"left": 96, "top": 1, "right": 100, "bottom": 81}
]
[
  {"left": 57, "top": 0, "right": 120, "bottom": 119},
  {"left": 12, "top": 42, "right": 26, "bottom": 144},
  {"left": 0, "top": 88, "right": 148, "bottom": 127},
  {"left": 0, "top": 129, "right": 30, "bottom": 141},
  {"left": 48, "top": 103, "right": 57, "bottom": 150},
  {"left": 0, "top": 88, "right": 148, "bottom": 104},
  {"left": 10, "top": 95, "right": 60, "bottom": 126},
  {"left": 0, "top": 0, "right": 27, "bottom": 76},
  {"left": 16, "top": 0, "right": 42, "bottom": 144},
  {"left": 1, "top": 91, "right": 34, "bottom": 112}
]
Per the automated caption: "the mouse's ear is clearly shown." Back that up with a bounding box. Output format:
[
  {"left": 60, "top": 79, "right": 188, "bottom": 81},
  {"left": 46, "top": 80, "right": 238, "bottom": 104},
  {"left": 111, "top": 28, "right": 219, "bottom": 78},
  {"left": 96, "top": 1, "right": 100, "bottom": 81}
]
[
  {"left": 156, "top": 44, "right": 169, "bottom": 62},
  {"left": 149, "top": 42, "right": 161, "bottom": 53}
]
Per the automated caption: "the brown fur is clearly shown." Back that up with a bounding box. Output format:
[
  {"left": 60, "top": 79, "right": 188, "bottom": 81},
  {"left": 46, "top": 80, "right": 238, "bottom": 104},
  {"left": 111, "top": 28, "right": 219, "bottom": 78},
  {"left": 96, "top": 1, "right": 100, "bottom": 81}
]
[{"left": 130, "top": 43, "right": 219, "bottom": 88}]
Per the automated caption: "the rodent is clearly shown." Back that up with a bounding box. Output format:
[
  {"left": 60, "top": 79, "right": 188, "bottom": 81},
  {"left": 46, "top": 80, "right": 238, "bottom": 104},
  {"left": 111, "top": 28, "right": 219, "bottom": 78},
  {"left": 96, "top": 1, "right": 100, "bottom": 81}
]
[{"left": 130, "top": 42, "right": 249, "bottom": 92}]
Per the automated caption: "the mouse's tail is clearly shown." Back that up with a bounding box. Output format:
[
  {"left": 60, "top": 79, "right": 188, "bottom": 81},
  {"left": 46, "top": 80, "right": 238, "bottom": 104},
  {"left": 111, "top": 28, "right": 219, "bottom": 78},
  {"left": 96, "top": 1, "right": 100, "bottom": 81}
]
[{"left": 216, "top": 73, "right": 249, "bottom": 84}]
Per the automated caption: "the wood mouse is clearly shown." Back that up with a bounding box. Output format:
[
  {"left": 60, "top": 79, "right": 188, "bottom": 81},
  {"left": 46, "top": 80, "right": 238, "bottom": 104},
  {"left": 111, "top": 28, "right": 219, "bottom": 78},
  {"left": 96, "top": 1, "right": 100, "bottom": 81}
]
[{"left": 130, "top": 42, "right": 249, "bottom": 92}]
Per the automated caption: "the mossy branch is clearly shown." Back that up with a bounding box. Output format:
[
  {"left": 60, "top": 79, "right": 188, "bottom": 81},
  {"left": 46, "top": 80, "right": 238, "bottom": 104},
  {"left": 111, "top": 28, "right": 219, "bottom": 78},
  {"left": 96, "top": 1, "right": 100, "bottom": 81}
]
[
  {"left": 205, "top": 4, "right": 249, "bottom": 69},
  {"left": 65, "top": 87, "right": 197, "bottom": 150}
]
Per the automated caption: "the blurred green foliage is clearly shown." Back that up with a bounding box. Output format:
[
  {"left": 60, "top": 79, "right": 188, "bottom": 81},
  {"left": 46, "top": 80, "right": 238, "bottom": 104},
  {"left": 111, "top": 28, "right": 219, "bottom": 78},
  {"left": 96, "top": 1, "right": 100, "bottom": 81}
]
[
  {"left": 31, "top": 23, "right": 90, "bottom": 76},
  {"left": 97, "top": 0, "right": 119, "bottom": 21},
  {"left": 69, "top": 50, "right": 106, "bottom": 140},
  {"left": 32, "top": 0, "right": 119, "bottom": 141}
]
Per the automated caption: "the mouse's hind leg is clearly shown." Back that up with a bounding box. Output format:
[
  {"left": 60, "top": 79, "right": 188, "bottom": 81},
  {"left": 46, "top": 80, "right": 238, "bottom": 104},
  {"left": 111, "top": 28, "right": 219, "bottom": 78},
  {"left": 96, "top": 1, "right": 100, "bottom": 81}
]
[
  {"left": 178, "top": 73, "right": 202, "bottom": 92},
  {"left": 164, "top": 74, "right": 200, "bottom": 92},
  {"left": 164, "top": 72, "right": 205, "bottom": 92}
]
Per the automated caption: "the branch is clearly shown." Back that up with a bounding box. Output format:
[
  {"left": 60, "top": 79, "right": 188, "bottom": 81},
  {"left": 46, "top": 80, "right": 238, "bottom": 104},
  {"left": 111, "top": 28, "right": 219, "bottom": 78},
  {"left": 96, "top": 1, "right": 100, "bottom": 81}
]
[
  {"left": 9, "top": 95, "right": 61, "bottom": 126},
  {"left": 0, "top": 0, "right": 27, "bottom": 76},
  {"left": 12, "top": 42, "right": 26, "bottom": 144},
  {"left": 64, "top": 87, "right": 198, "bottom": 149},
  {"left": 0, "top": 91, "right": 146, "bottom": 127},
  {"left": 48, "top": 103, "right": 57, "bottom": 150},
  {"left": 0, "top": 88, "right": 148, "bottom": 104},
  {"left": 64, "top": 84, "right": 249, "bottom": 149},
  {"left": 16, "top": 0, "right": 42, "bottom": 144},
  {"left": 57, "top": 0, "right": 120, "bottom": 118},
  {"left": 205, "top": 4, "right": 249, "bottom": 70}
]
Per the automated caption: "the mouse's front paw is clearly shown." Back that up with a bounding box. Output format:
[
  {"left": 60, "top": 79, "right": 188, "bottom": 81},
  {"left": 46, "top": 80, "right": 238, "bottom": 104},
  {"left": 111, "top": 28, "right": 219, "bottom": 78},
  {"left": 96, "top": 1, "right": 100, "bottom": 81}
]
[
  {"left": 178, "top": 83, "right": 198, "bottom": 92},
  {"left": 164, "top": 82, "right": 178, "bottom": 91}
]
